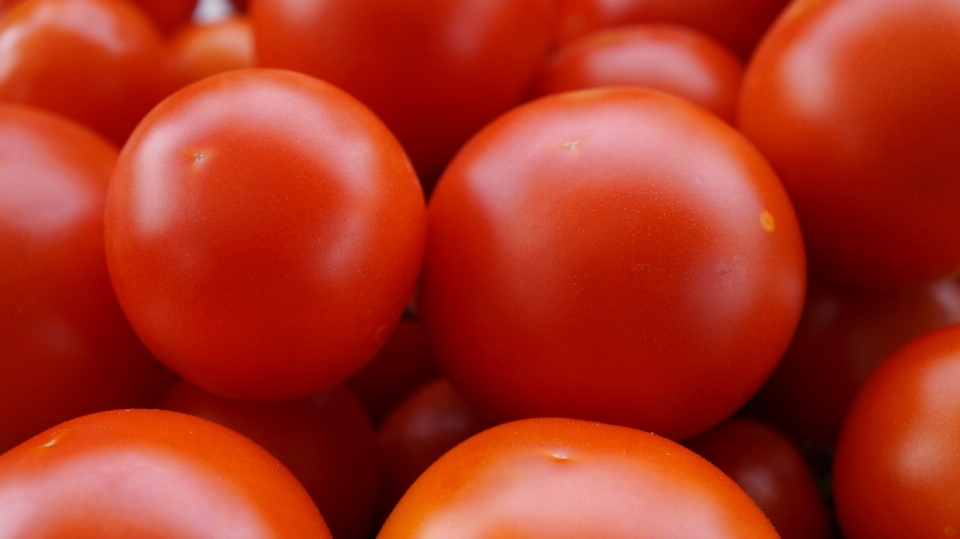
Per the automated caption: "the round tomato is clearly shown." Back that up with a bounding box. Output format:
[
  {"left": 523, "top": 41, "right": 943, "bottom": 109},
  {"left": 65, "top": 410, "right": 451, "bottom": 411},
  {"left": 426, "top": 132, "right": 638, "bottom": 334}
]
[
  {"left": 0, "top": 409, "right": 330, "bottom": 538},
  {"left": 379, "top": 417, "right": 779, "bottom": 538},
  {"left": 169, "top": 16, "right": 253, "bottom": 87},
  {"left": 104, "top": 69, "right": 426, "bottom": 401},
  {"left": 833, "top": 323, "right": 960, "bottom": 539},
  {"left": 420, "top": 87, "right": 805, "bottom": 440},
  {"left": 739, "top": 0, "right": 960, "bottom": 289}
]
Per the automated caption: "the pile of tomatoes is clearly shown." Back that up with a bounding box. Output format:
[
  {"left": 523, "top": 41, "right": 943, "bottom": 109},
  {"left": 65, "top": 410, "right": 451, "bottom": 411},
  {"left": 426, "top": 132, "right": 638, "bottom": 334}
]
[{"left": 2, "top": 0, "right": 959, "bottom": 538}]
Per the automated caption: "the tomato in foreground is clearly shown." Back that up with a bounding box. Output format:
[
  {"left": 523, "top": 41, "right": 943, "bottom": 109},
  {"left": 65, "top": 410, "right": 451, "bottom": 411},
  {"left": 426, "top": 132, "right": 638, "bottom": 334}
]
[
  {"left": 421, "top": 87, "right": 805, "bottom": 440},
  {"left": 105, "top": 69, "right": 426, "bottom": 401},
  {"left": 0, "top": 409, "right": 330, "bottom": 538},
  {"left": 379, "top": 418, "right": 779, "bottom": 538}
]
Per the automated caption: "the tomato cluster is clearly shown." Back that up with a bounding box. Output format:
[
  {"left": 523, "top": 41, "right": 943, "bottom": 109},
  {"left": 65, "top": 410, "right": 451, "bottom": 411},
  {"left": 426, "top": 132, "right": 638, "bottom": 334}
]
[{"left": 2, "top": 0, "right": 959, "bottom": 538}]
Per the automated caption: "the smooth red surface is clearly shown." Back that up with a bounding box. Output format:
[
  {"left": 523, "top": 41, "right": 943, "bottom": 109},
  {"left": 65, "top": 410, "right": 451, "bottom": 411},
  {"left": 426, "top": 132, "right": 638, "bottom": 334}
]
[
  {"left": 250, "top": 0, "right": 558, "bottom": 190},
  {"left": 534, "top": 24, "right": 744, "bottom": 123},
  {"left": 104, "top": 69, "right": 427, "bottom": 401},
  {"left": 686, "top": 418, "right": 832, "bottom": 539},
  {"left": 421, "top": 88, "right": 806, "bottom": 440},
  {"left": 0, "top": 104, "right": 174, "bottom": 454},
  {"left": 170, "top": 16, "right": 253, "bottom": 87},
  {"left": 132, "top": 0, "right": 196, "bottom": 34},
  {"left": 379, "top": 418, "right": 780, "bottom": 538},
  {"left": 739, "top": 0, "right": 960, "bottom": 289},
  {"left": 160, "top": 383, "right": 380, "bottom": 539},
  {"left": 0, "top": 409, "right": 331, "bottom": 538},
  {"left": 558, "top": 0, "right": 791, "bottom": 59},
  {"left": 378, "top": 379, "right": 488, "bottom": 511},
  {"left": 748, "top": 277, "right": 960, "bottom": 447},
  {"left": 0, "top": 0, "right": 175, "bottom": 147},
  {"left": 834, "top": 323, "right": 960, "bottom": 539}
]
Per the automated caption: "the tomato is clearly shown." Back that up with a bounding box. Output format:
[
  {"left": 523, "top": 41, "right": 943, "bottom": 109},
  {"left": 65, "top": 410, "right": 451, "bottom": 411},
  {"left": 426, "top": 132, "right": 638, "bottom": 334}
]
[
  {"left": 250, "top": 0, "right": 558, "bottom": 191},
  {"left": 685, "top": 418, "right": 833, "bottom": 539},
  {"left": 160, "top": 382, "right": 379, "bottom": 539},
  {"left": 532, "top": 24, "right": 744, "bottom": 123},
  {"left": 378, "top": 378, "right": 488, "bottom": 513},
  {"left": 0, "top": 0, "right": 175, "bottom": 147},
  {"left": 0, "top": 104, "right": 175, "bottom": 454},
  {"left": 131, "top": 0, "right": 196, "bottom": 34},
  {"left": 169, "top": 16, "right": 253, "bottom": 87},
  {"left": 379, "top": 417, "right": 779, "bottom": 538},
  {"left": 0, "top": 409, "right": 330, "bottom": 538},
  {"left": 833, "top": 323, "right": 960, "bottom": 539},
  {"left": 558, "top": 0, "right": 791, "bottom": 59},
  {"left": 746, "top": 277, "right": 960, "bottom": 447},
  {"left": 104, "top": 69, "right": 426, "bottom": 401},
  {"left": 739, "top": 0, "right": 960, "bottom": 289},
  {"left": 420, "top": 87, "right": 805, "bottom": 440}
]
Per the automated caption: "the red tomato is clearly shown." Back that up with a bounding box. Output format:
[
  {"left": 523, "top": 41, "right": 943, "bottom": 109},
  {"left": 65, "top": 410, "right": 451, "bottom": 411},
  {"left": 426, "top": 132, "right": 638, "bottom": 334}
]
[
  {"left": 160, "top": 383, "right": 380, "bottom": 539},
  {"left": 250, "top": 0, "right": 558, "bottom": 191},
  {"left": 379, "top": 418, "right": 779, "bottom": 538},
  {"left": 0, "top": 0, "right": 175, "bottom": 147},
  {"left": 132, "top": 0, "right": 196, "bottom": 34},
  {"left": 0, "top": 409, "right": 330, "bottom": 538},
  {"left": 739, "top": 0, "right": 960, "bottom": 289},
  {"left": 378, "top": 379, "right": 488, "bottom": 512},
  {"left": 169, "top": 16, "right": 253, "bottom": 87},
  {"left": 747, "top": 277, "right": 960, "bottom": 447},
  {"left": 0, "top": 104, "right": 174, "bottom": 454},
  {"left": 533, "top": 24, "right": 744, "bottom": 123},
  {"left": 421, "top": 87, "right": 806, "bottom": 440},
  {"left": 685, "top": 418, "right": 833, "bottom": 539},
  {"left": 104, "top": 69, "right": 427, "bottom": 401},
  {"left": 558, "top": 0, "right": 791, "bottom": 59},
  {"left": 833, "top": 323, "right": 960, "bottom": 539}
]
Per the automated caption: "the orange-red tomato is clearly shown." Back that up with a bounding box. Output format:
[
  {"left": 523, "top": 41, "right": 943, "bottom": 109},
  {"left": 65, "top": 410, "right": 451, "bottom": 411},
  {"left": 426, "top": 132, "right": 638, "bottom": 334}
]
[
  {"left": 0, "top": 104, "right": 174, "bottom": 454},
  {"left": 132, "top": 0, "right": 196, "bottom": 34},
  {"left": 379, "top": 418, "right": 780, "bottom": 538},
  {"left": 0, "top": 0, "right": 175, "bottom": 147},
  {"left": 0, "top": 409, "right": 331, "bottom": 538},
  {"left": 169, "top": 16, "right": 253, "bottom": 87}
]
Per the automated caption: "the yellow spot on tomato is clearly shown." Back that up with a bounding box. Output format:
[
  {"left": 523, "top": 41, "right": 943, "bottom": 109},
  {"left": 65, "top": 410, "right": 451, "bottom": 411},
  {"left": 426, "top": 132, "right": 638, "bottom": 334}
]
[{"left": 760, "top": 211, "right": 776, "bottom": 232}]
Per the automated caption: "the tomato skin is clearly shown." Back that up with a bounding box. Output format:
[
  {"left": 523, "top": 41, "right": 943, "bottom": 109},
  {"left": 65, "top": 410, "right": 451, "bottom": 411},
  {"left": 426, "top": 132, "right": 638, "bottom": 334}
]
[
  {"left": 379, "top": 417, "right": 779, "bottom": 538},
  {"left": 0, "top": 409, "right": 331, "bottom": 538},
  {"left": 533, "top": 24, "right": 744, "bottom": 123},
  {"left": 104, "top": 69, "right": 427, "bottom": 401},
  {"left": 833, "top": 323, "right": 960, "bottom": 539},
  {"left": 739, "top": 0, "right": 960, "bottom": 289},
  {"left": 685, "top": 418, "right": 832, "bottom": 539},
  {"left": 0, "top": 0, "right": 175, "bottom": 147},
  {"left": 169, "top": 16, "right": 253, "bottom": 87},
  {"left": 131, "top": 0, "right": 196, "bottom": 34},
  {"left": 421, "top": 87, "right": 805, "bottom": 440},
  {"left": 160, "top": 383, "right": 380, "bottom": 539},
  {"left": 0, "top": 104, "right": 175, "bottom": 455},
  {"left": 250, "top": 0, "right": 558, "bottom": 190}
]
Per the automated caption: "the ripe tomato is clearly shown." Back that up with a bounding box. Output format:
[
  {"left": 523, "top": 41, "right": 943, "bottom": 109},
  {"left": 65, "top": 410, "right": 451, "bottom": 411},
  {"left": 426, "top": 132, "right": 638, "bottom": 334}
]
[
  {"left": 0, "top": 104, "right": 174, "bottom": 454},
  {"left": 833, "top": 323, "right": 960, "bottom": 539},
  {"left": 131, "top": 0, "right": 196, "bottom": 34},
  {"left": 169, "top": 16, "right": 253, "bottom": 87},
  {"left": 250, "top": 0, "right": 558, "bottom": 191},
  {"left": 0, "top": 409, "right": 330, "bottom": 538},
  {"left": 421, "top": 87, "right": 805, "bottom": 440},
  {"left": 0, "top": 0, "right": 175, "bottom": 147},
  {"left": 379, "top": 418, "right": 780, "bottom": 538},
  {"left": 739, "top": 0, "right": 960, "bottom": 289},
  {"left": 533, "top": 24, "right": 744, "bottom": 123},
  {"left": 104, "top": 69, "right": 427, "bottom": 401}
]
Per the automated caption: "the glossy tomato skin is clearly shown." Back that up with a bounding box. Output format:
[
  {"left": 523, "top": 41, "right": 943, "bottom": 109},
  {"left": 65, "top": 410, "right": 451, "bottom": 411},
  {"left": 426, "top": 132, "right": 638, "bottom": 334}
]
[
  {"left": 0, "top": 0, "right": 175, "bottom": 147},
  {"left": 833, "top": 324, "right": 960, "bottom": 539},
  {"left": 160, "top": 383, "right": 380, "bottom": 539},
  {"left": 421, "top": 88, "right": 805, "bottom": 440},
  {"left": 739, "top": 0, "right": 960, "bottom": 289},
  {"left": 250, "top": 0, "right": 558, "bottom": 191},
  {"left": 169, "top": 16, "right": 253, "bottom": 87},
  {"left": 379, "top": 417, "right": 779, "bottom": 538},
  {"left": 558, "top": 0, "right": 791, "bottom": 59},
  {"left": 533, "top": 24, "right": 744, "bottom": 123},
  {"left": 685, "top": 418, "right": 832, "bottom": 539},
  {"left": 0, "top": 409, "right": 331, "bottom": 538},
  {"left": 105, "top": 69, "right": 427, "bottom": 401},
  {"left": 0, "top": 104, "right": 175, "bottom": 454},
  {"left": 747, "top": 277, "right": 960, "bottom": 447}
]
